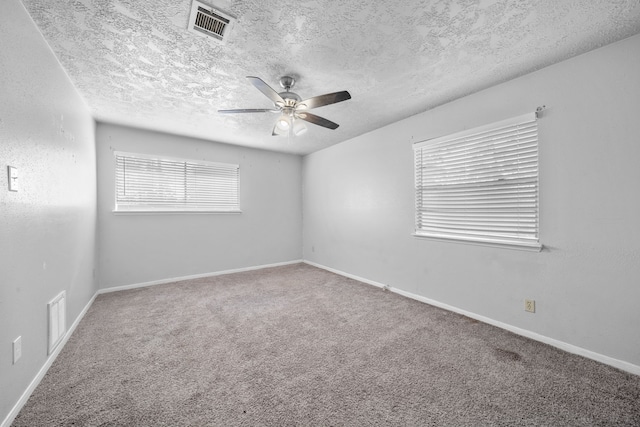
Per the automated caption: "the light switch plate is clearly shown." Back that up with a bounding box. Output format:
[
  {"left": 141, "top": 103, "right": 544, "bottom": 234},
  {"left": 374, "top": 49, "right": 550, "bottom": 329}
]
[
  {"left": 8, "top": 166, "right": 18, "bottom": 192},
  {"left": 13, "top": 336, "right": 22, "bottom": 364}
]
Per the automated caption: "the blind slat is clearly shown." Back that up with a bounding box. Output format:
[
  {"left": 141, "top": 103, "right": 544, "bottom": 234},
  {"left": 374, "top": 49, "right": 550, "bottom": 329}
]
[
  {"left": 413, "top": 114, "right": 540, "bottom": 249},
  {"left": 115, "top": 151, "right": 239, "bottom": 212}
]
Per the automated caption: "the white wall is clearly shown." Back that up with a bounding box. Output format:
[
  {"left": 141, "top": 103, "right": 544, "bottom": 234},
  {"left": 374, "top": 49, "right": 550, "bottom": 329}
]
[
  {"left": 96, "top": 123, "right": 302, "bottom": 288},
  {"left": 0, "top": 0, "right": 97, "bottom": 423},
  {"left": 303, "top": 34, "right": 640, "bottom": 368}
]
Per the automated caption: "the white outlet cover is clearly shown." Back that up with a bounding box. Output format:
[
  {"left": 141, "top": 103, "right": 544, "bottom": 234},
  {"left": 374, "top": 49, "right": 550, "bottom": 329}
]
[{"left": 525, "top": 299, "right": 536, "bottom": 313}]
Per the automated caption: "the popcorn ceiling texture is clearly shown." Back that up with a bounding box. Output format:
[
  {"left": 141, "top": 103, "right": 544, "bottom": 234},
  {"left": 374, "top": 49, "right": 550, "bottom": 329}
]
[{"left": 20, "top": 0, "right": 640, "bottom": 154}]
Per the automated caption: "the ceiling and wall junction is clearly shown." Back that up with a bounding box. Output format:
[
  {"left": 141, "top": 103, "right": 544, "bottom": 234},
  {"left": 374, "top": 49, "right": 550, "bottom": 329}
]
[{"left": 21, "top": 0, "right": 640, "bottom": 154}]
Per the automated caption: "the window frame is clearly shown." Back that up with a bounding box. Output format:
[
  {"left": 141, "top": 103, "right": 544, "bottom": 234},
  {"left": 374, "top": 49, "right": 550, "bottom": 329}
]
[
  {"left": 113, "top": 151, "right": 241, "bottom": 214},
  {"left": 412, "top": 112, "right": 541, "bottom": 251}
]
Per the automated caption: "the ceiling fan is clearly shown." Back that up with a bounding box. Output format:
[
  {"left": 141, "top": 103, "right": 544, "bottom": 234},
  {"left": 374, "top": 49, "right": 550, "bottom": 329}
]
[{"left": 218, "top": 76, "right": 351, "bottom": 136}]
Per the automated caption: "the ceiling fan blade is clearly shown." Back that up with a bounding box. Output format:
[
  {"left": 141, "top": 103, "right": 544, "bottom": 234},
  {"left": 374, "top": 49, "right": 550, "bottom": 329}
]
[
  {"left": 246, "top": 76, "right": 285, "bottom": 107},
  {"left": 297, "top": 91, "right": 351, "bottom": 110},
  {"left": 218, "top": 108, "right": 280, "bottom": 114},
  {"left": 296, "top": 112, "right": 339, "bottom": 130}
]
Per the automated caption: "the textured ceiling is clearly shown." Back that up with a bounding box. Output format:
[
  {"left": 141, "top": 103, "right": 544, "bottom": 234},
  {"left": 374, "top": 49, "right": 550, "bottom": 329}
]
[{"left": 21, "top": 0, "right": 640, "bottom": 155}]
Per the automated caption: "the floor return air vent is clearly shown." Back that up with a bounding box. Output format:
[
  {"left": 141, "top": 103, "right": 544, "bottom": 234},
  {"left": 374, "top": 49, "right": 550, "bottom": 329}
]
[{"left": 48, "top": 291, "right": 66, "bottom": 355}]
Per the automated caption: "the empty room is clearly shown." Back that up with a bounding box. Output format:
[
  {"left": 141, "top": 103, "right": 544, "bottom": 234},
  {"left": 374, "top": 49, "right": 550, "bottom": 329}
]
[{"left": 2, "top": 0, "right": 640, "bottom": 425}]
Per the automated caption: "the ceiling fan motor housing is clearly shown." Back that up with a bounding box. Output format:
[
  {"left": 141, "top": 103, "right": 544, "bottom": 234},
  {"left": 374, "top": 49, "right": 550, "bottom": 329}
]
[
  {"left": 279, "top": 92, "right": 301, "bottom": 105},
  {"left": 278, "top": 76, "right": 300, "bottom": 105}
]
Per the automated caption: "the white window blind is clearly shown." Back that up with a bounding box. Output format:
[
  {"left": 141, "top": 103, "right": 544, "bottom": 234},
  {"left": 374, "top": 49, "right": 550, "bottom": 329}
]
[
  {"left": 114, "top": 151, "right": 240, "bottom": 213},
  {"left": 413, "top": 112, "right": 541, "bottom": 251}
]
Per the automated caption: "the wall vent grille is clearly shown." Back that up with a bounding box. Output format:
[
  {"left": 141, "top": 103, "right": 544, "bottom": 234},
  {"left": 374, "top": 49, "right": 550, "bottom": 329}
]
[
  {"left": 188, "top": 1, "right": 235, "bottom": 44},
  {"left": 48, "top": 291, "right": 66, "bottom": 355}
]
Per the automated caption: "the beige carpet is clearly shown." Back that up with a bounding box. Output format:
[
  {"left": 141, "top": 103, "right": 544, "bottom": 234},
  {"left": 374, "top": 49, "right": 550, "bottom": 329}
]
[{"left": 13, "top": 263, "right": 640, "bottom": 426}]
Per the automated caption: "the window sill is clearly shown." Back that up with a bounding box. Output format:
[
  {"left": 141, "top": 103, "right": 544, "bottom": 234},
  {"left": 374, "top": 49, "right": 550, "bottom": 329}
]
[
  {"left": 112, "top": 209, "right": 242, "bottom": 215},
  {"left": 412, "top": 233, "right": 543, "bottom": 252}
]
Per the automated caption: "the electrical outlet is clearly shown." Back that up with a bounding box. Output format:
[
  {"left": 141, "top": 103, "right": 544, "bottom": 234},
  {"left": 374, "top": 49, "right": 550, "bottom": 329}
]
[
  {"left": 13, "top": 336, "right": 22, "bottom": 364},
  {"left": 524, "top": 299, "right": 536, "bottom": 313}
]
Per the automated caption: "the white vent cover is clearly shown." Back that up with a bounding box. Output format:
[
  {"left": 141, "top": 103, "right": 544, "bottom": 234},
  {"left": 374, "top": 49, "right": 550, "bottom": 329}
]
[
  {"left": 48, "top": 291, "right": 66, "bottom": 355},
  {"left": 188, "top": 0, "right": 235, "bottom": 44}
]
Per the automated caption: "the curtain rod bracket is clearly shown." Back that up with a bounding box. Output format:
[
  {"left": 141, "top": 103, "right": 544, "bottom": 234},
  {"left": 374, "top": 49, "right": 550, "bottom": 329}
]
[{"left": 535, "top": 105, "right": 547, "bottom": 118}]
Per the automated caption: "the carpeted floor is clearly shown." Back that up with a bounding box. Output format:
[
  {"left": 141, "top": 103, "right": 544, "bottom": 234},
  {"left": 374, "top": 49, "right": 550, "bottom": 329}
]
[{"left": 13, "top": 263, "right": 640, "bottom": 426}]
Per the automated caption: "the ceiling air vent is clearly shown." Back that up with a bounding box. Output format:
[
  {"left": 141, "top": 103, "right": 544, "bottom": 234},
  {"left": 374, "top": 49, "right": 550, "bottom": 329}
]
[{"left": 188, "top": 1, "right": 235, "bottom": 44}]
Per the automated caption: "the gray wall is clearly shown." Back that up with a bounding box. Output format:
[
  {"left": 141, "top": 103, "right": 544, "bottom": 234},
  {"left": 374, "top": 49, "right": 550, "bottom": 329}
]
[
  {"left": 96, "top": 123, "right": 303, "bottom": 288},
  {"left": 2, "top": 0, "right": 638, "bottom": 422},
  {"left": 0, "top": 0, "right": 97, "bottom": 422},
  {"left": 303, "top": 33, "right": 640, "bottom": 367}
]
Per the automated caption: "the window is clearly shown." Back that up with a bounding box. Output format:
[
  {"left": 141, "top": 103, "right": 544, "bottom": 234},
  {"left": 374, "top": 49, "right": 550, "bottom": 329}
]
[
  {"left": 413, "top": 112, "right": 540, "bottom": 251},
  {"left": 114, "top": 151, "right": 240, "bottom": 213}
]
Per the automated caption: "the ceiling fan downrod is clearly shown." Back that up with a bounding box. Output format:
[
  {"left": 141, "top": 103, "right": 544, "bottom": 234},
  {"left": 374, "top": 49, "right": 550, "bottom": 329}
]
[{"left": 279, "top": 75, "right": 295, "bottom": 91}]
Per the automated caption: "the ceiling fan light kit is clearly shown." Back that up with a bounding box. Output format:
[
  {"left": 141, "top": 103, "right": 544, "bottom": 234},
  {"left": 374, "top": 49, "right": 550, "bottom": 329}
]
[
  {"left": 293, "top": 120, "right": 307, "bottom": 136},
  {"left": 218, "top": 75, "right": 351, "bottom": 137},
  {"left": 277, "top": 116, "right": 290, "bottom": 130}
]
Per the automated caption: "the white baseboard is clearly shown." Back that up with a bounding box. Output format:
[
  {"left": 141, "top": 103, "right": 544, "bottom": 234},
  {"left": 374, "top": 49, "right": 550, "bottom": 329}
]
[
  {"left": 2, "top": 292, "right": 97, "bottom": 427},
  {"left": 3, "top": 259, "right": 303, "bottom": 427},
  {"left": 98, "top": 260, "right": 304, "bottom": 294},
  {"left": 6, "top": 258, "right": 635, "bottom": 427},
  {"left": 303, "top": 260, "right": 640, "bottom": 376}
]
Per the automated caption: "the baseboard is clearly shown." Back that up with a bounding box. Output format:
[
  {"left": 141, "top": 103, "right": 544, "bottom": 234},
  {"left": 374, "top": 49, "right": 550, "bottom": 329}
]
[
  {"left": 1, "top": 292, "right": 97, "bottom": 427},
  {"left": 304, "top": 260, "right": 388, "bottom": 289},
  {"left": 6, "top": 258, "right": 634, "bottom": 427},
  {"left": 3, "top": 259, "right": 303, "bottom": 427},
  {"left": 98, "top": 259, "right": 304, "bottom": 294},
  {"left": 303, "top": 260, "right": 640, "bottom": 376}
]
